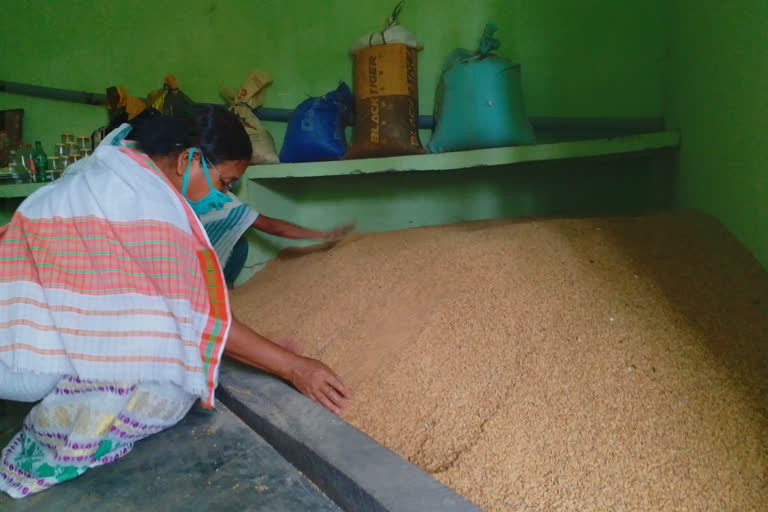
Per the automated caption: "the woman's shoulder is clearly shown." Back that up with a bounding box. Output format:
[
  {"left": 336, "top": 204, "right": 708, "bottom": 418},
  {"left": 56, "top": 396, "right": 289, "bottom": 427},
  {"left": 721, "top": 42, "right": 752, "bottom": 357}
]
[{"left": 18, "top": 144, "right": 188, "bottom": 232}]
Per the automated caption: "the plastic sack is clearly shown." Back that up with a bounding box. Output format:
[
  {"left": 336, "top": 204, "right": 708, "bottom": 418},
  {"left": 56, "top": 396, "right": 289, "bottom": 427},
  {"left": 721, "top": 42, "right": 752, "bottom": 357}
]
[
  {"left": 428, "top": 24, "right": 535, "bottom": 153},
  {"left": 221, "top": 69, "right": 279, "bottom": 165},
  {"left": 100, "top": 85, "right": 147, "bottom": 144},
  {"left": 351, "top": 2, "right": 421, "bottom": 52},
  {"left": 146, "top": 75, "right": 194, "bottom": 118},
  {"left": 106, "top": 86, "right": 146, "bottom": 122},
  {"left": 346, "top": 2, "right": 424, "bottom": 158},
  {"left": 279, "top": 83, "right": 354, "bottom": 163}
]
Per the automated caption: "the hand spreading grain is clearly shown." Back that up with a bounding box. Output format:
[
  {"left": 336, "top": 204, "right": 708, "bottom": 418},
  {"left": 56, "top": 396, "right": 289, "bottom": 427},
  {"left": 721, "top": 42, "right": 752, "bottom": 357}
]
[{"left": 289, "top": 358, "right": 349, "bottom": 415}]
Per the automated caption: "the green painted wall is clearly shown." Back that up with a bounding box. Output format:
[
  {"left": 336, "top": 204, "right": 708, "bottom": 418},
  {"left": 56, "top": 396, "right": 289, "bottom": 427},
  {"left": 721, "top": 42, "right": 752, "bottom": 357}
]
[
  {"left": 1, "top": 0, "right": 674, "bottom": 276},
  {"left": 665, "top": 1, "right": 768, "bottom": 269},
  {"left": 237, "top": 151, "right": 675, "bottom": 279},
  {"left": 1, "top": 0, "right": 665, "bottom": 146}
]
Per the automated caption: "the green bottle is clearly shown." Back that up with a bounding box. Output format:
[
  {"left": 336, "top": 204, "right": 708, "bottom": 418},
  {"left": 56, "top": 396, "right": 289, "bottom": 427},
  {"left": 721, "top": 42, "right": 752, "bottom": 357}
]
[{"left": 32, "top": 141, "right": 48, "bottom": 183}]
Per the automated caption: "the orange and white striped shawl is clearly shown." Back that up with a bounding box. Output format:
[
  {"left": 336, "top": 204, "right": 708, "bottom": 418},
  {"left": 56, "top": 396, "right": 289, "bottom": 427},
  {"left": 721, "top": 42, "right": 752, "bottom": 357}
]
[{"left": 0, "top": 132, "right": 230, "bottom": 408}]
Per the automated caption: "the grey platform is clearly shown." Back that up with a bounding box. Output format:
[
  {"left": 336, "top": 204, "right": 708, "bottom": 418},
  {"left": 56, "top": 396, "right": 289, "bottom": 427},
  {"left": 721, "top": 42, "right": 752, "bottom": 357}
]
[
  {"left": 0, "top": 400, "right": 340, "bottom": 511},
  {"left": 0, "top": 361, "right": 483, "bottom": 511}
]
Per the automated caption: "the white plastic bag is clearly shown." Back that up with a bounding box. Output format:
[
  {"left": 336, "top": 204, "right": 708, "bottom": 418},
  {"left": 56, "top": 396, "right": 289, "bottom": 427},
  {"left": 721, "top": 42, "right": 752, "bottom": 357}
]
[
  {"left": 220, "top": 69, "right": 279, "bottom": 164},
  {"left": 350, "top": 1, "right": 421, "bottom": 52}
]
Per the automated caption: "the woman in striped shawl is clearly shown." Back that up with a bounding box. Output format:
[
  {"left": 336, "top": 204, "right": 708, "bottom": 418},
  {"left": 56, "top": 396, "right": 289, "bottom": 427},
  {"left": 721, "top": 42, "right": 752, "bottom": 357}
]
[{"left": 0, "top": 105, "right": 348, "bottom": 498}]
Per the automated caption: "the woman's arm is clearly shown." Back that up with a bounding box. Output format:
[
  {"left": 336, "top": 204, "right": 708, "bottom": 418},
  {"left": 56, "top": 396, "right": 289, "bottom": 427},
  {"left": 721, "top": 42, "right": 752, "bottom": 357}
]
[
  {"left": 253, "top": 215, "right": 354, "bottom": 241},
  {"left": 224, "top": 315, "right": 349, "bottom": 415}
]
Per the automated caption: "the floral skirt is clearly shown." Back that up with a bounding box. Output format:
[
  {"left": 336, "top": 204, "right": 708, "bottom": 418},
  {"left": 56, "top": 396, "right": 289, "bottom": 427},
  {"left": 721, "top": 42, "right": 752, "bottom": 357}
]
[{"left": 1, "top": 375, "right": 195, "bottom": 498}]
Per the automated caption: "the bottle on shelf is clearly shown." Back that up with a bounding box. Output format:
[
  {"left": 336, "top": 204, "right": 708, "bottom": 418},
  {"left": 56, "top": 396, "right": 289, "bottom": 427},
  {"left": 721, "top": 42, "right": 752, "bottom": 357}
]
[
  {"left": 22, "top": 143, "right": 39, "bottom": 182},
  {"left": 32, "top": 141, "right": 49, "bottom": 183},
  {"left": 77, "top": 135, "right": 90, "bottom": 151},
  {"left": 47, "top": 156, "right": 62, "bottom": 181},
  {"left": 8, "top": 149, "right": 30, "bottom": 184},
  {"left": 17, "top": 142, "right": 30, "bottom": 172}
]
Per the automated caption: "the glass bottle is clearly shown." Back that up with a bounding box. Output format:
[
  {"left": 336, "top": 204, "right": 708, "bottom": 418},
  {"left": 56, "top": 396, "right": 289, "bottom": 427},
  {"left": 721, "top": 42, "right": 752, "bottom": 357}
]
[
  {"left": 33, "top": 141, "right": 49, "bottom": 182},
  {"left": 47, "top": 156, "right": 60, "bottom": 180},
  {"left": 21, "top": 144, "right": 38, "bottom": 181},
  {"left": 77, "top": 135, "right": 90, "bottom": 151},
  {"left": 8, "top": 149, "right": 30, "bottom": 184}
]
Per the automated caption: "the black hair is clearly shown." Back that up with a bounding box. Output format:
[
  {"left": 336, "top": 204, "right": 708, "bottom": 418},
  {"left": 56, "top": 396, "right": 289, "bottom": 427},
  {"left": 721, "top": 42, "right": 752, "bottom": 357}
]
[{"left": 125, "top": 104, "right": 252, "bottom": 165}]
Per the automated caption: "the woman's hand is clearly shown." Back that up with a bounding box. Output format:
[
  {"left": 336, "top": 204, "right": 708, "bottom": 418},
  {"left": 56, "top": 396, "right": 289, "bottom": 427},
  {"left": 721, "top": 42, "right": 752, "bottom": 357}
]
[
  {"left": 324, "top": 222, "right": 355, "bottom": 242},
  {"left": 253, "top": 215, "right": 355, "bottom": 242},
  {"left": 224, "top": 316, "right": 350, "bottom": 415},
  {"left": 288, "top": 357, "right": 350, "bottom": 416}
]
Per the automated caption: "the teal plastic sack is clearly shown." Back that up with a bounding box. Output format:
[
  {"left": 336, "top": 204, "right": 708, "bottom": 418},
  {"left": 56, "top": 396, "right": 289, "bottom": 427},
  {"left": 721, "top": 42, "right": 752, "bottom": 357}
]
[{"left": 427, "top": 25, "right": 535, "bottom": 153}]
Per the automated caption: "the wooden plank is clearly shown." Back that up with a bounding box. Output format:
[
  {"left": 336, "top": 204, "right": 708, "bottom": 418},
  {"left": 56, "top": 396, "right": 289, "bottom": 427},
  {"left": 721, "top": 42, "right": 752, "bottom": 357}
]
[{"left": 245, "top": 131, "right": 680, "bottom": 180}]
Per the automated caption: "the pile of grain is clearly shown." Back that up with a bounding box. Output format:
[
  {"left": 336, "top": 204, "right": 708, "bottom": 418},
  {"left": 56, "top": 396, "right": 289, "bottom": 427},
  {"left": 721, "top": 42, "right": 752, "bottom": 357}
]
[{"left": 231, "top": 211, "right": 768, "bottom": 511}]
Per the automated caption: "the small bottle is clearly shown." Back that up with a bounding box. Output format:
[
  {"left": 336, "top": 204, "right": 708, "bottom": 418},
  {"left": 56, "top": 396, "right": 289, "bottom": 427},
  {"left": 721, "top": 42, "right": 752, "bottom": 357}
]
[
  {"left": 17, "top": 143, "right": 30, "bottom": 171},
  {"left": 33, "top": 141, "right": 49, "bottom": 182},
  {"left": 77, "top": 135, "right": 90, "bottom": 151},
  {"left": 35, "top": 142, "right": 49, "bottom": 180},
  {"left": 46, "top": 156, "right": 58, "bottom": 180},
  {"left": 8, "top": 149, "right": 30, "bottom": 184},
  {"left": 23, "top": 143, "right": 38, "bottom": 181}
]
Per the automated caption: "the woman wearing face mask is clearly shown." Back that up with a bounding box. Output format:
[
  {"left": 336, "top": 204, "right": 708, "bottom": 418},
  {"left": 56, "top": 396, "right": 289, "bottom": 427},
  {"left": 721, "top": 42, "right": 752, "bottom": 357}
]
[
  {"left": 0, "top": 105, "right": 348, "bottom": 498},
  {"left": 111, "top": 108, "right": 355, "bottom": 289}
]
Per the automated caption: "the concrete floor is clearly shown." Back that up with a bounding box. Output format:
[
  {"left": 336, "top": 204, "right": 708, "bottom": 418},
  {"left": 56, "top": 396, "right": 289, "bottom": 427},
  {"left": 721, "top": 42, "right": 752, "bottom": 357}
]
[
  {"left": 0, "top": 363, "right": 481, "bottom": 512},
  {"left": 0, "top": 399, "right": 341, "bottom": 511}
]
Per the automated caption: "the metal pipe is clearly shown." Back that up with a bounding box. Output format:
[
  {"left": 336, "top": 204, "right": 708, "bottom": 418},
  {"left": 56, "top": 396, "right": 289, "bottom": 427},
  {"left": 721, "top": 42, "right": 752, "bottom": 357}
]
[
  {"left": 1, "top": 80, "right": 664, "bottom": 136},
  {"left": 0, "top": 80, "right": 108, "bottom": 106}
]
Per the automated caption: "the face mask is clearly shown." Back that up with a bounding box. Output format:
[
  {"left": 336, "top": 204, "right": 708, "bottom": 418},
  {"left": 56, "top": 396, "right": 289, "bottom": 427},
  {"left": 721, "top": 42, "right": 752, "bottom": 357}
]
[{"left": 181, "top": 148, "right": 232, "bottom": 215}]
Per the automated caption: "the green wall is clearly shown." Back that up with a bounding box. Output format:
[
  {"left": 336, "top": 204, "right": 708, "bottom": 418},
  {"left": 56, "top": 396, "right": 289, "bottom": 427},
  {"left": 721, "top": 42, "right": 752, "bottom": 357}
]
[
  {"left": 238, "top": 148, "right": 675, "bottom": 280},
  {"left": 665, "top": 1, "right": 768, "bottom": 269},
  {"left": 1, "top": 0, "right": 675, "bottom": 276},
  {"left": 1, "top": 0, "right": 666, "bottom": 147}
]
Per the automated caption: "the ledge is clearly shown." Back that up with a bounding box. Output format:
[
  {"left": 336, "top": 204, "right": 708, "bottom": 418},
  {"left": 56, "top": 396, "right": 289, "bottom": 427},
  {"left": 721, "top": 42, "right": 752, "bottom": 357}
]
[{"left": 245, "top": 131, "right": 680, "bottom": 180}]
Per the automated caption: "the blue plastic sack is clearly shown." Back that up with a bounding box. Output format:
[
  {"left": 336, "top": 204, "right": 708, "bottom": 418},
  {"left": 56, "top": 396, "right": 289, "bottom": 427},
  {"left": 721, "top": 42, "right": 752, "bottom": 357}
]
[
  {"left": 427, "top": 25, "right": 535, "bottom": 153},
  {"left": 279, "top": 83, "right": 354, "bottom": 163}
]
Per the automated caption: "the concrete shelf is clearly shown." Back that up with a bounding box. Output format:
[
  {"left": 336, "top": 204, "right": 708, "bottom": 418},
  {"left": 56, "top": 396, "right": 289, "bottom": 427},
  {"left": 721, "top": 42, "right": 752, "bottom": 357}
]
[
  {"left": 245, "top": 131, "right": 680, "bottom": 180},
  {"left": 0, "top": 131, "right": 680, "bottom": 199},
  {"left": 0, "top": 182, "right": 45, "bottom": 198}
]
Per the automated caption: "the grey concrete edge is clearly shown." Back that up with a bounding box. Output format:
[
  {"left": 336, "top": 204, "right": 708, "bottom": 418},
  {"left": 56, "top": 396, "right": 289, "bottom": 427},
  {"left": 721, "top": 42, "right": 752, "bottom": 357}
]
[{"left": 218, "top": 362, "right": 484, "bottom": 512}]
